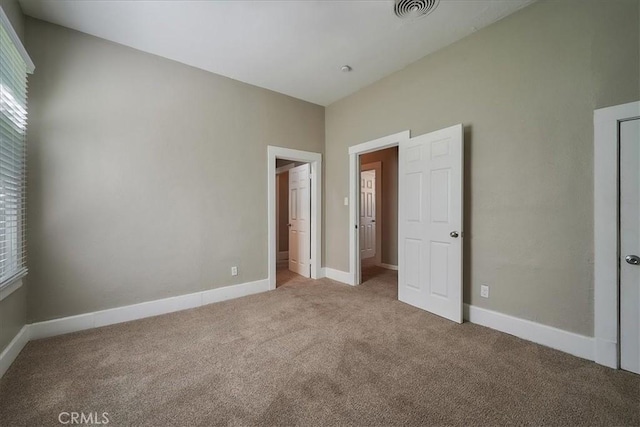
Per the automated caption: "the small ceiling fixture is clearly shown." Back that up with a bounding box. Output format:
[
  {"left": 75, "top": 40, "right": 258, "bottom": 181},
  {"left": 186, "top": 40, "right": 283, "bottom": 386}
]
[
  {"left": 394, "top": 0, "right": 439, "bottom": 19},
  {"left": 341, "top": 65, "right": 352, "bottom": 72}
]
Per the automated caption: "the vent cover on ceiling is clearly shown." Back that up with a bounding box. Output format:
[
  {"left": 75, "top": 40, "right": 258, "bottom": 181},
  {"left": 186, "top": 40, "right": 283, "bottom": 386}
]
[{"left": 394, "top": 0, "right": 439, "bottom": 19}]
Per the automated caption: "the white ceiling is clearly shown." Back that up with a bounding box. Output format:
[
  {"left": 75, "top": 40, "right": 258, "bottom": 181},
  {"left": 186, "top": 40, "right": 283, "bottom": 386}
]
[{"left": 19, "top": 0, "right": 535, "bottom": 106}]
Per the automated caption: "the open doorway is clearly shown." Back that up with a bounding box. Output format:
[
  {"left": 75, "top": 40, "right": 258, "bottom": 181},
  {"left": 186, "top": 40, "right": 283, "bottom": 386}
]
[
  {"left": 349, "top": 126, "right": 464, "bottom": 324},
  {"left": 359, "top": 148, "right": 398, "bottom": 287},
  {"left": 267, "top": 146, "right": 322, "bottom": 291},
  {"left": 275, "top": 159, "right": 311, "bottom": 288}
]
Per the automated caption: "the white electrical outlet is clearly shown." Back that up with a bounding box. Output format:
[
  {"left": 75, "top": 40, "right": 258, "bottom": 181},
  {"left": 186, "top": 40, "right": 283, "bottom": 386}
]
[
  {"left": 344, "top": 197, "right": 349, "bottom": 206},
  {"left": 480, "top": 284, "right": 490, "bottom": 298},
  {"left": 231, "top": 266, "right": 238, "bottom": 276}
]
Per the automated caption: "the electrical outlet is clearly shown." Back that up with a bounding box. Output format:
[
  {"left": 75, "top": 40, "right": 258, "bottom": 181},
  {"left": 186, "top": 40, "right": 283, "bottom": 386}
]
[
  {"left": 344, "top": 197, "right": 349, "bottom": 206},
  {"left": 231, "top": 266, "right": 238, "bottom": 276},
  {"left": 480, "top": 284, "right": 490, "bottom": 298}
]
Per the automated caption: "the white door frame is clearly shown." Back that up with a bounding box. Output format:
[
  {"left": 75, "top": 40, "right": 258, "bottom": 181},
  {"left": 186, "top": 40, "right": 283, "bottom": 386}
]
[
  {"left": 268, "top": 146, "right": 322, "bottom": 290},
  {"left": 594, "top": 101, "right": 640, "bottom": 368},
  {"left": 348, "top": 131, "right": 410, "bottom": 285},
  {"left": 361, "top": 162, "right": 382, "bottom": 266}
]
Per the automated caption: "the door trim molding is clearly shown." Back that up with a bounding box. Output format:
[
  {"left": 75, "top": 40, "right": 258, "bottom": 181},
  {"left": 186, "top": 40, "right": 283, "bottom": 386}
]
[
  {"left": 594, "top": 101, "right": 640, "bottom": 368},
  {"left": 348, "top": 131, "right": 410, "bottom": 285},
  {"left": 268, "top": 146, "right": 322, "bottom": 289}
]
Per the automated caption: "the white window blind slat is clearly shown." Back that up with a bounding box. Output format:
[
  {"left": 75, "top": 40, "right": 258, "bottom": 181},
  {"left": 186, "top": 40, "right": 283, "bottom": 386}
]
[{"left": 0, "top": 17, "right": 28, "bottom": 288}]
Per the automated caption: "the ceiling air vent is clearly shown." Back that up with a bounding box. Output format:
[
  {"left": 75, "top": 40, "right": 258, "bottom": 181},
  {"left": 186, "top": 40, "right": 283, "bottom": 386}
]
[{"left": 394, "top": 0, "right": 439, "bottom": 19}]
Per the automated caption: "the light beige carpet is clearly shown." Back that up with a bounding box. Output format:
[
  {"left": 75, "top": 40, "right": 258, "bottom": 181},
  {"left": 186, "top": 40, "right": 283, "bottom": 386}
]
[{"left": 0, "top": 265, "right": 638, "bottom": 426}]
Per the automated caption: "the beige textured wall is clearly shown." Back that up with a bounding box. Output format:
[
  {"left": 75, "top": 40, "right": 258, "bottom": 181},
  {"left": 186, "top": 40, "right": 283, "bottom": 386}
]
[
  {"left": 360, "top": 147, "right": 398, "bottom": 266},
  {"left": 24, "top": 18, "right": 324, "bottom": 322},
  {"left": 325, "top": 0, "right": 639, "bottom": 336},
  {"left": 0, "top": 0, "right": 26, "bottom": 354}
]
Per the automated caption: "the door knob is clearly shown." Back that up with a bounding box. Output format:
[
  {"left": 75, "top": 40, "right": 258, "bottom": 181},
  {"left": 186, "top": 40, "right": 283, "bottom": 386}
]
[
  {"left": 450, "top": 231, "right": 459, "bottom": 238},
  {"left": 288, "top": 223, "right": 292, "bottom": 227},
  {"left": 371, "top": 220, "right": 376, "bottom": 223},
  {"left": 625, "top": 255, "right": 640, "bottom": 265}
]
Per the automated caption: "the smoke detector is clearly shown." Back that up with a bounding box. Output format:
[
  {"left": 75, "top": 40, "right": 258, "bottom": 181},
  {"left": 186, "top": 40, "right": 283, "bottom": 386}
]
[{"left": 394, "top": 0, "right": 439, "bottom": 19}]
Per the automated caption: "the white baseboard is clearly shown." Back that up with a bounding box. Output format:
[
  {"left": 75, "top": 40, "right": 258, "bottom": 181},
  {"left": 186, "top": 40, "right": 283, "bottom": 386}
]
[
  {"left": 322, "top": 267, "right": 353, "bottom": 285},
  {"left": 464, "top": 304, "right": 595, "bottom": 361},
  {"left": 0, "top": 325, "right": 30, "bottom": 378},
  {"left": 277, "top": 251, "right": 289, "bottom": 261},
  {"left": 30, "top": 279, "right": 270, "bottom": 341},
  {"left": 2, "top": 281, "right": 605, "bottom": 380},
  {"left": 201, "top": 279, "right": 269, "bottom": 305},
  {"left": 378, "top": 263, "right": 398, "bottom": 271},
  {"left": 595, "top": 338, "right": 618, "bottom": 368}
]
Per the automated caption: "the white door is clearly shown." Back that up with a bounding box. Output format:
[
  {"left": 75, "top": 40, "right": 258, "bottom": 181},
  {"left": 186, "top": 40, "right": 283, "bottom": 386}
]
[
  {"left": 620, "top": 118, "right": 640, "bottom": 374},
  {"left": 398, "top": 124, "right": 463, "bottom": 323},
  {"left": 360, "top": 170, "right": 376, "bottom": 260},
  {"left": 288, "top": 164, "right": 311, "bottom": 277}
]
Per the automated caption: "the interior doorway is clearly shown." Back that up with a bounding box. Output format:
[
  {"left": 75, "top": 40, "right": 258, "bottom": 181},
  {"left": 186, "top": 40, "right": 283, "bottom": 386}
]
[
  {"left": 358, "top": 150, "right": 398, "bottom": 285},
  {"left": 276, "top": 160, "right": 311, "bottom": 287},
  {"left": 349, "top": 126, "right": 464, "bottom": 324},
  {"left": 268, "top": 146, "right": 322, "bottom": 291}
]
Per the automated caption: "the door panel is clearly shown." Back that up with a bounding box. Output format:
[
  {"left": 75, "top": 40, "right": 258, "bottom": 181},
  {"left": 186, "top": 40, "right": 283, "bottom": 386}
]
[
  {"left": 360, "top": 170, "right": 376, "bottom": 259},
  {"left": 621, "top": 118, "right": 640, "bottom": 374},
  {"left": 398, "top": 124, "right": 463, "bottom": 323},
  {"left": 288, "top": 164, "right": 311, "bottom": 277}
]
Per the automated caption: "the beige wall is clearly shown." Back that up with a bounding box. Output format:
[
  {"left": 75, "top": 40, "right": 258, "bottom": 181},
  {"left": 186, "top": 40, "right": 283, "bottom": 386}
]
[
  {"left": 0, "top": 0, "right": 26, "bottom": 354},
  {"left": 360, "top": 147, "right": 398, "bottom": 266},
  {"left": 325, "top": 0, "right": 640, "bottom": 336},
  {"left": 24, "top": 18, "right": 324, "bottom": 322}
]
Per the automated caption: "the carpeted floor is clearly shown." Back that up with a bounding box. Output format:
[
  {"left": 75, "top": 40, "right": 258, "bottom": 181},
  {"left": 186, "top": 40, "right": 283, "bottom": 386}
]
[{"left": 1, "top": 264, "right": 638, "bottom": 426}]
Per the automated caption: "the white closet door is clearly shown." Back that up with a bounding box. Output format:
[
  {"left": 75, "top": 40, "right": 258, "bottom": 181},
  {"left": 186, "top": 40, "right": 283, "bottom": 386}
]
[{"left": 620, "top": 118, "right": 640, "bottom": 374}]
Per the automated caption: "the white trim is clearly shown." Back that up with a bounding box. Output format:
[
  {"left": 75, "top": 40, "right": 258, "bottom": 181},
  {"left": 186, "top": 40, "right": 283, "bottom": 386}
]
[
  {"left": 594, "top": 101, "right": 640, "bottom": 368},
  {"left": 595, "top": 338, "right": 618, "bottom": 368},
  {"left": 268, "top": 146, "right": 322, "bottom": 289},
  {"left": 0, "top": 277, "right": 22, "bottom": 302},
  {"left": 0, "top": 7, "right": 35, "bottom": 73},
  {"left": 349, "top": 131, "right": 410, "bottom": 285},
  {"left": 464, "top": 304, "right": 595, "bottom": 361},
  {"left": 322, "top": 267, "right": 353, "bottom": 286},
  {"left": 0, "top": 325, "right": 30, "bottom": 379},
  {"left": 378, "top": 263, "right": 398, "bottom": 271},
  {"left": 277, "top": 251, "right": 289, "bottom": 261},
  {"left": 201, "top": 279, "right": 269, "bottom": 306},
  {"left": 348, "top": 130, "right": 410, "bottom": 155},
  {"left": 349, "top": 153, "right": 359, "bottom": 285},
  {"left": 30, "top": 279, "right": 269, "bottom": 341}
]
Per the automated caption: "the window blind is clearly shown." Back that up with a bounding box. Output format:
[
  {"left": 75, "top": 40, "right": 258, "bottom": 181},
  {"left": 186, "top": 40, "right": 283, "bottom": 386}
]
[{"left": 0, "top": 18, "right": 28, "bottom": 288}]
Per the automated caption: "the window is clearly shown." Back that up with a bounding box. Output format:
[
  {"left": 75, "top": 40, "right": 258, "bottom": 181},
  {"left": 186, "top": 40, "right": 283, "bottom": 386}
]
[{"left": 0, "top": 9, "right": 33, "bottom": 295}]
